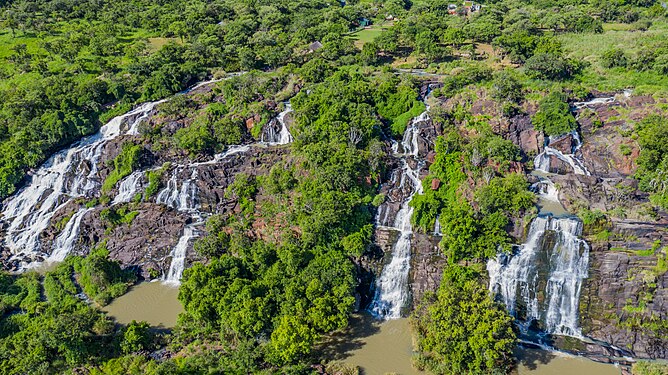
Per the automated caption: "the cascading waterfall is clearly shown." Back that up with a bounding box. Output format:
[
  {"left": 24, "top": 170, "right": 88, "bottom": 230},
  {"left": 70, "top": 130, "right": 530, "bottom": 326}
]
[
  {"left": 49, "top": 208, "right": 92, "bottom": 262},
  {"left": 487, "top": 216, "right": 590, "bottom": 337},
  {"left": 369, "top": 107, "right": 428, "bottom": 319},
  {"left": 261, "top": 103, "right": 293, "bottom": 145},
  {"left": 534, "top": 130, "right": 590, "bottom": 176},
  {"left": 0, "top": 101, "right": 163, "bottom": 267},
  {"left": 112, "top": 171, "right": 144, "bottom": 205},
  {"left": 489, "top": 131, "right": 591, "bottom": 338},
  {"left": 1, "top": 72, "right": 295, "bottom": 283},
  {"left": 156, "top": 169, "right": 199, "bottom": 212},
  {"left": 163, "top": 223, "right": 198, "bottom": 285}
]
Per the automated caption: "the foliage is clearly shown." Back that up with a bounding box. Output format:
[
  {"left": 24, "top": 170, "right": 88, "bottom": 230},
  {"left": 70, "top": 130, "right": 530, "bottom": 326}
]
[
  {"left": 0, "top": 267, "right": 137, "bottom": 373},
  {"left": 67, "top": 245, "right": 136, "bottom": 306},
  {"left": 632, "top": 361, "right": 668, "bottom": 375},
  {"left": 412, "top": 265, "right": 517, "bottom": 375},
  {"left": 532, "top": 91, "right": 577, "bottom": 136},
  {"left": 635, "top": 116, "right": 668, "bottom": 209},
  {"left": 102, "top": 143, "right": 143, "bottom": 193}
]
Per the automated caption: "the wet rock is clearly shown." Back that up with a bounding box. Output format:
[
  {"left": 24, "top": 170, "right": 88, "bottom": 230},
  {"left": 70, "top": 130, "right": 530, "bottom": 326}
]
[
  {"left": 508, "top": 114, "right": 543, "bottom": 156},
  {"left": 549, "top": 133, "right": 574, "bottom": 154},
  {"left": 77, "top": 203, "right": 187, "bottom": 279}
]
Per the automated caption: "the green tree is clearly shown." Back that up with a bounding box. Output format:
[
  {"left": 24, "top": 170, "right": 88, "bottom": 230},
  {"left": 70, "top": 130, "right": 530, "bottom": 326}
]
[
  {"left": 532, "top": 91, "right": 576, "bottom": 136},
  {"left": 412, "top": 265, "right": 517, "bottom": 375}
]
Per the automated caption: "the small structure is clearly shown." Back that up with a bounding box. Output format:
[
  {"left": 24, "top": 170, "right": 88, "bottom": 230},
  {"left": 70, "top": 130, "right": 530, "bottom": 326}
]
[
  {"left": 308, "top": 41, "right": 323, "bottom": 52},
  {"left": 448, "top": 4, "right": 458, "bottom": 14},
  {"left": 463, "top": 1, "right": 481, "bottom": 13},
  {"left": 359, "top": 17, "right": 371, "bottom": 27}
]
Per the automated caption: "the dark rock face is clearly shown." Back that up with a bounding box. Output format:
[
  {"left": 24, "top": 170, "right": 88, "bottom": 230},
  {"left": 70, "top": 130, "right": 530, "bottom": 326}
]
[
  {"left": 549, "top": 133, "right": 574, "bottom": 154},
  {"left": 409, "top": 233, "right": 445, "bottom": 305},
  {"left": 567, "top": 94, "right": 668, "bottom": 360},
  {"left": 580, "top": 228, "right": 668, "bottom": 359},
  {"left": 77, "top": 203, "right": 188, "bottom": 279}
]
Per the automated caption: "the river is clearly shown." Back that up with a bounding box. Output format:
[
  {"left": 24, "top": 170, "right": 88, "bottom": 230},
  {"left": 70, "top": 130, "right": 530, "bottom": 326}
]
[
  {"left": 321, "top": 313, "right": 620, "bottom": 375},
  {"left": 103, "top": 282, "right": 183, "bottom": 328}
]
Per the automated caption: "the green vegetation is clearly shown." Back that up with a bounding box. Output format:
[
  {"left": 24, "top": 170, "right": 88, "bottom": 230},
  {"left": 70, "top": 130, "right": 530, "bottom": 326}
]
[
  {"left": 0, "top": 259, "right": 142, "bottom": 373},
  {"left": 102, "top": 143, "right": 143, "bottom": 193},
  {"left": 632, "top": 361, "right": 668, "bottom": 375},
  {"left": 68, "top": 244, "right": 137, "bottom": 305},
  {"left": 532, "top": 91, "right": 577, "bottom": 137},
  {"left": 635, "top": 116, "right": 668, "bottom": 209},
  {"left": 412, "top": 265, "right": 516, "bottom": 374},
  {"left": 1, "top": 0, "right": 668, "bottom": 372}
]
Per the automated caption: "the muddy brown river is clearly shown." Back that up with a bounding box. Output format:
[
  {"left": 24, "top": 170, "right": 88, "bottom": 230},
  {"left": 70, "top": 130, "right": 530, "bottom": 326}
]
[
  {"left": 322, "top": 313, "right": 620, "bottom": 375},
  {"left": 103, "top": 281, "right": 183, "bottom": 328},
  {"left": 103, "top": 290, "right": 621, "bottom": 375}
]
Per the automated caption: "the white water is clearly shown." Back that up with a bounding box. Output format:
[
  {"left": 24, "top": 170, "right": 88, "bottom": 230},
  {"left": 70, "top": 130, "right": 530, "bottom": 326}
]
[
  {"left": 261, "top": 103, "right": 293, "bottom": 145},
  {"left": 49, "top": 207, "right": 92, "bottom": 262},
  {"left": 433, "top": 214, "right": 442, "bottom": 236},
  {"left": 156, "top": 169, "right": 199, "bottom": 212},
  {"left": 488, "top": 216, "right": 590, "bottom": 336},
  {"left": 163, "top": 223, "right": 198, "bottom": 285},
  {"left": 1, "top": 101, "right": 163, "bottom": 267},
  {"left": 112, "top": 171, "right": 144, "bottom": 205},
  {"left": 369, "top": 108, "right": 428, "bottom": 319},
  {"left": 534, "top": 131, "right": 590, "bottom": 176}
]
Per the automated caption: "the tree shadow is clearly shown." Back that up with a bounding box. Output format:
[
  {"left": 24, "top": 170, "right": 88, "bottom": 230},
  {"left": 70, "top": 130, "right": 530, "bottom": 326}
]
[
  {"left": 316, "top": 313, "right": 381, "bottom": 362},
  {"left": 515, "top": 346, "right": 557, "bottom": 371}
]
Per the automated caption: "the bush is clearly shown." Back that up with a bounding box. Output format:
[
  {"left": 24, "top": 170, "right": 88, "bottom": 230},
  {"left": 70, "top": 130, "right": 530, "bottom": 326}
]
[
  {"left": 532, "top": 91, "right": 577, "bottom": 136},
  {"left": 601, "top": 49, "right": 628, "bottom": 69},
  {"left": 524, "top": 53, "right": 579, "bottom": 80},
  {"left": 102, "top": 143, "right": 143, "bottom": 193},
  {"left": 68, "top": 245, "right": 136, "bottom": 305},
  {"left": 411, "top": 265, "right": 516, "bottom": 375}
]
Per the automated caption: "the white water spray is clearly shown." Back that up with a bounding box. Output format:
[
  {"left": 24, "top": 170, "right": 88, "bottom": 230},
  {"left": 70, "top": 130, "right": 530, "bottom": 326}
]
[{"left": 369, "top": 108, "right": 429, "bottom": 319}]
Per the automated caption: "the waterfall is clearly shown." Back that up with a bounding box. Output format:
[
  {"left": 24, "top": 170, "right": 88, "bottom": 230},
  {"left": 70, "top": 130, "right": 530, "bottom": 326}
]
[
  {"left": 433, "top": 214, "right": 442, "bottom": 236},
  {"left": 369, "top": 109, "right": 428, "bottom": 319},
  {"left": 0, "top": 101, "right": 163, "bottom": 267},
  {"left": 163, "top": 223, "right": 198, "bottom": 285},
  {"left": 49, "top": 208, "right": 92, "bottom": 263},
  {"left": 156, "top": 169, "right": 199, "bottom": 212},
  {"left": 487, "top": 216, "right": 590, "bottom": 337},
  {"left": 261, "top": 104, "right": 294, "bottom": 145},
  {"left": 112, "top": 171, "right": 144, "bottom": 205},
  {"left": 534, "top": 130, "right": 590, "bottom": 176}
]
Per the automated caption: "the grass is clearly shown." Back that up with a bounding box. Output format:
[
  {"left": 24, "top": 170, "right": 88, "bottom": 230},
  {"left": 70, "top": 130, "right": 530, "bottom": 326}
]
[
  {"left": 557, "top": 20, "right": 668, "bottom": 95},
  {"left": 347, "top": 22, "right": 393, "bottom": 49}
]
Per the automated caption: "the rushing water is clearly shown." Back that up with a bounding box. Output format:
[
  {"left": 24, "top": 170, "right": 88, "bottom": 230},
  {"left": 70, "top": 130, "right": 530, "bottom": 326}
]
[
  {"left": 112, "top": 171, "right": 144, "bottom": 205},
  {"left": 490, "top": 127, "right": 592, "bottom": 337},
  {"left": 369, "top": 109, "right": 429, "bottom": 319},
  {"left": 534, "top": 131, "right": 590, "bottom": 176},
  {"left": 103, "top": 282, "right": 183, "bottom": 328},
  {"left": 261, "top": 103, "right": 293, "bottom": 145},
  {"left": 488, "top": 216, "right": 590, "bottom": 336},
  {"left": 0, "top": 73, "right": 294, "bottom": 284},
  {"left": 1, "top": 101, "right": 164, "bottom": 269}
]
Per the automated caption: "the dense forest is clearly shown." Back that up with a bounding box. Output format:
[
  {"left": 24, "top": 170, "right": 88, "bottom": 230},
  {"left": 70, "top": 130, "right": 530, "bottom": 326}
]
[{"left": 1, "top": 0, "right": 667, "bottom": 374}]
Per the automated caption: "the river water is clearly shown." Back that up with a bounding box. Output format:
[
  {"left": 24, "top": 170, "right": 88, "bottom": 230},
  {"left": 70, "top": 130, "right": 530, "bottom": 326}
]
[
  {"left": 320, "top": 314, "right": 620, "bottom": 375},
  {"left": 103, "top": 282, "right": 183, "bottom": 328}
]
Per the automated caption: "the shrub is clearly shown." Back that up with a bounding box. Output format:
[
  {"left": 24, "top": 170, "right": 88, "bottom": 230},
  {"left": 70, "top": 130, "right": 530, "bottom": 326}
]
[{"left": 532, "top": 91, "right": 577, "bottom": 136}]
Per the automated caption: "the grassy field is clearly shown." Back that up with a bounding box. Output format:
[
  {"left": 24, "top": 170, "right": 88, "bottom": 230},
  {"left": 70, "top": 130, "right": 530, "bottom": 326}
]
[
  {"left": 348, "top": 22, "right": 393, "bottom": 49},
  {"left": 557, "top": 20, "right": 668, "bottom": 94}
]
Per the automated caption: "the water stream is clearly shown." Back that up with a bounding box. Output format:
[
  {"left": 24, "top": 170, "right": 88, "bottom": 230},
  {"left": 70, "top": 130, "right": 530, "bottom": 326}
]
[
  {"left": 489, "top": 129, "right": 591, "bottom": 338},
  {"left": 369, "top": 109, "right": 429, "bottom": 319},
  {"left": 1, "top": 101, "right": 164, "bottom": 269},
  {"left": 0, "top": 75, "right": 294, "bottom": 284}
]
